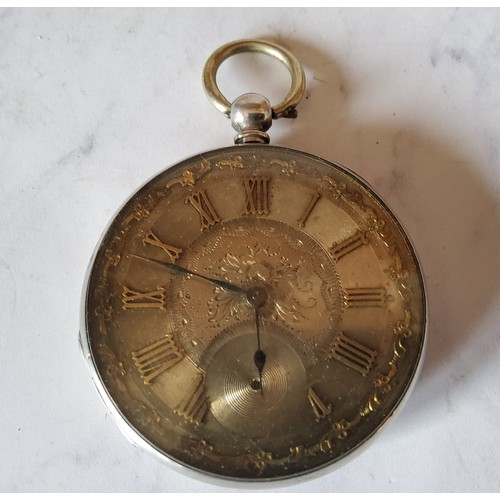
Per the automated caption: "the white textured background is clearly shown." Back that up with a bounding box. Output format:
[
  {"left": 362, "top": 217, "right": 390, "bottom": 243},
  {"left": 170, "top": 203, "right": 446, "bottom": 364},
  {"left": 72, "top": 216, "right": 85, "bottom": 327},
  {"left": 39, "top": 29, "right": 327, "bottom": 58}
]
[{"left": 1, "top": 7, "right": 499, "bottom": 492}]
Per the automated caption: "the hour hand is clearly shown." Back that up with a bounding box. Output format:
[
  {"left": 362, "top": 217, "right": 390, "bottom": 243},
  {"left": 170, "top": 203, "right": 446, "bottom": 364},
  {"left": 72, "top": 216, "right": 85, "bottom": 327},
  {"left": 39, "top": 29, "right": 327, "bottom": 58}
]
[
  {"left": 247, "top": 286, "right": 268, "bottom": 395},
  {"left": 131, "top": 254, "right": 246, "bottom": 294}
]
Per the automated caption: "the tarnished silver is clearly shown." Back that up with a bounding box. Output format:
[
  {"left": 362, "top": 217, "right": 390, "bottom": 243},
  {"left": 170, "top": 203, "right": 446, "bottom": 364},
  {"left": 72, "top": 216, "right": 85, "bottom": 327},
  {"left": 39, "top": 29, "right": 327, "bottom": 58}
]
[
  {"left": 203, "top": 39, "right": 306, "bottom": 120},
  {"left": 231, "top": 93, "right": 273, "bottom": 144}
]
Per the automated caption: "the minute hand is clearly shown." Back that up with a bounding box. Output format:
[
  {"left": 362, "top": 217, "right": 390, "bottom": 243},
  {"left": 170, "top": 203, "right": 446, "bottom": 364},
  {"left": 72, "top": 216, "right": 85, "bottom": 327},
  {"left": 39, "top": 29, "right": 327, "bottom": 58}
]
[{"left": 132, "top": 255, "right": 246, "bottom": 294}]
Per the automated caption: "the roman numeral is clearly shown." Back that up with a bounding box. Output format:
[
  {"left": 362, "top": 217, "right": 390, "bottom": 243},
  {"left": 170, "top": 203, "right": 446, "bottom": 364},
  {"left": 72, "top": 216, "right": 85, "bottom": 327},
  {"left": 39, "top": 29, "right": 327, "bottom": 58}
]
[
  {"left": 121, "top": 286, "right": 166, "bottom": 310},
  {"left": 330, "top": 332, "right": 377, "bottom": 376},
  {"left": 344, "top": 287, "right": 385, "bottom": 308},
  {"left": 243, "top": 176, "right": 270, "bottom": 216},
  {"left": 330, "top": 231, "right": 368, "bottom": 261},
  {"left": 185, "top": 189, "right": 221, "bottom": 230},
  {"left": 132, "top": 335, "right": 184, "bottom": 384},
  {"left": 175, "top": 374, "right": 207, "bottom": 425},
  {"left": 297, "top": 191, "right": 321, "bottom": 227},
  {"left": 307, "top": 387, "right": 332, "bottom": 422},
  {"left": 143, "top": 231, "right": 182, "bottom": 263}
]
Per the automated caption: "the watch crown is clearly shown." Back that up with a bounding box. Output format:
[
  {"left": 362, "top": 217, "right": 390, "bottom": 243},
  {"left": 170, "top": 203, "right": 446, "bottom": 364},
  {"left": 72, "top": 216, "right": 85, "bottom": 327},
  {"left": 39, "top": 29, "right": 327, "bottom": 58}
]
[{"left": 231, "top": 93, "right": 272, "bottom": 145}]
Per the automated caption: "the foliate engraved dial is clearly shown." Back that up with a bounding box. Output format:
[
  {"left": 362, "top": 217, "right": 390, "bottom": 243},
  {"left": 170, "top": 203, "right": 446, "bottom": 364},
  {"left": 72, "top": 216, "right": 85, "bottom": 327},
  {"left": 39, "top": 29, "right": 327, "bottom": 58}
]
[
  {"left": 171, "top": 217, "right": 342, "bottom": 368},
  {"left": 83, "top": 145, "right": 426, "bottom": 481}
]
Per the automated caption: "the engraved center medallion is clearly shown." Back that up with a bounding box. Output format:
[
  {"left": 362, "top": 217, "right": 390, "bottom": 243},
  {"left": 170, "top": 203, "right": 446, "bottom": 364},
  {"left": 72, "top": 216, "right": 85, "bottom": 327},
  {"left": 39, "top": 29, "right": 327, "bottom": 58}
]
[{"left": 169, "top": 218, "right": 343, "bottom": 368}]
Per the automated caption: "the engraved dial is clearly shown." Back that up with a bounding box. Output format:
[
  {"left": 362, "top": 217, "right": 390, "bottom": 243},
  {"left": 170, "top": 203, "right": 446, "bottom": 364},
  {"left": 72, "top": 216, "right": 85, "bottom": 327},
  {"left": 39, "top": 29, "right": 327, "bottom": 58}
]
[
  {"left": 171, "top": 217, "right": 342, "bottom": 368},
  {"left": 83, "top": 145, "right": 426, "bottom": 481}
]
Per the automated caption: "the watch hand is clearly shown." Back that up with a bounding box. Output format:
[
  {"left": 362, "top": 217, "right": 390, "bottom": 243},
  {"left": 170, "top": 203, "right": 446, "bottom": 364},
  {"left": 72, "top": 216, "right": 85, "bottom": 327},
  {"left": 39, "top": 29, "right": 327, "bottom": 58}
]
[
  {"left": 246, "top": 286, "right": 268, "bottom": 395},
  {"left": 131, "top": 255, "right": 246, "bottom": 294},
  {"left": 253, "top": 308, "right": 265, "bottom": 395}
]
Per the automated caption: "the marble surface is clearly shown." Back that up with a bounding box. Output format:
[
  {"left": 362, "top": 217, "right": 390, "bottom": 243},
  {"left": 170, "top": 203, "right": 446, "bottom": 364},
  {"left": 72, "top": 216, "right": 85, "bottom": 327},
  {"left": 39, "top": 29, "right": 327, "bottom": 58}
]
[{"left": 1, "top": 7, "right": 500, "bottom": 493}]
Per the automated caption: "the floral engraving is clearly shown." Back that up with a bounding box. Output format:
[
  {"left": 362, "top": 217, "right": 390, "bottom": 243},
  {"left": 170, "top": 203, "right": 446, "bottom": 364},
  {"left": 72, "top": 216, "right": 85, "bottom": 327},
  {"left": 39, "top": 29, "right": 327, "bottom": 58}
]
[{"left": 207, "top": 242, "right": 318, "bottom": 326}]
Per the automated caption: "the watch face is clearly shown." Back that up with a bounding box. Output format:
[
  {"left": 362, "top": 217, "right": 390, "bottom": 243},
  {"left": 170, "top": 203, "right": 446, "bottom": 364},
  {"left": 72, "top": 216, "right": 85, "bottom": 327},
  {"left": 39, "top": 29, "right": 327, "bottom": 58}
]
[{"left": 82, "top": 145, "right": 426, "bottom": 482}]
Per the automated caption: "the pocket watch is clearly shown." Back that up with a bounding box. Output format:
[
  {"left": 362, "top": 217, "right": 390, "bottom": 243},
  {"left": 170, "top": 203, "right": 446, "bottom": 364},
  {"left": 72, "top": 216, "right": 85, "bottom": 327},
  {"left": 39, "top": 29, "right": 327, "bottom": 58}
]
[{"left": 80, "top": 40, "right": 426, "bottom": 483}]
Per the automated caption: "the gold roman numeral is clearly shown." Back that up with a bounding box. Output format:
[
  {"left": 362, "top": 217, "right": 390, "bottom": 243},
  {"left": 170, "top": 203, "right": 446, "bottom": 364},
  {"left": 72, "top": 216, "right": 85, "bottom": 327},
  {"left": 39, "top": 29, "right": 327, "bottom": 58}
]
[
  {"left": 175, "top": 374, "right": 207, "bottom": 425},
  {"left": 185, "top": 189, "right": 221, "bottom": 230},
  {"left": 132, "top": 334, "right": 184, "bottom": 384},
  {"left": 297, "top": 191, "right": 321, "bottom": 227},
  {"left": 243, "top": 176, "right": 270, "bottom": 216},
  {"left": 307, "top": 387, "right": 332, "bottom": 422},
  {"left": 122, "top": 286, "right": 166, "bottom": 310},
  {"left": 330, "top": 332, "right": 377, "bottom": 376},
  {"left": 330, "top": 231, "right": 368, "bottom": 261},
  {"left": 142, "top": 231, "right": 182, "bottom": 263},
  {"left": 344, "top": 287, "right": 385, "bottom": 308}
]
